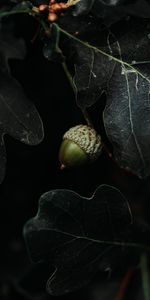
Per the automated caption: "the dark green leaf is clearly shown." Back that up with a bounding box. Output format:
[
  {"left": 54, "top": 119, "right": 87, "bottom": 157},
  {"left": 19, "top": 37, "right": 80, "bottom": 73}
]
[
  {"left": 24, "top": 185, "right": 132, "bottom": 295},
  {"left": 73, "top": 0, "right": 95, "bottom": 16},
  {"left": 0, "top": 27, "right": 44, "bottom": 183},
  {"left": 63, "top": 19, "right": 116, "bottom": 109},
  {"left": 60, "top": 17, "right": 150, "bottom": 178},
  {"left": 0, "top": 70, "right": 44, "bottom": 145},
  {"left": 103, "top": 19, "right": 150, "bottom": 178},
  {"left": 0, "top": 2, "right": 32, "bottom": 21},
  {"left": 0, "top": 23, "right": 26, "bottom": 73},
  {"left": 12, "top": 1, "right": 33, "bottom": 11},
  {"left": 74, "top": 0, "right": 150, "bottom": 23},
  {"left": 73, "top": 39, "right": 115, "bottom": 109},
  {"left": 43, "top": 25, "right": 64, "bottom": 63}
]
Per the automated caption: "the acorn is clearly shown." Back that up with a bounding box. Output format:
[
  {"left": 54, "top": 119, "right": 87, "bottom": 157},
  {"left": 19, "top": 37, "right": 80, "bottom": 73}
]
[{"left": 59, "top": 124, "right": 102, "bottom": 169}]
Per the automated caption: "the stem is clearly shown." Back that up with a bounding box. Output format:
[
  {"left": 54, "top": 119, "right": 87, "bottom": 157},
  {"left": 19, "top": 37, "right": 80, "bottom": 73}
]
[
  {"left": 62, "top": 62, "right": 94, "bottom": 127},
  {"left": 0, "top": 9, "right": 31, "bottom": 19},
  {"left": 81, "top": 108, "right": 94, "bottom": 127},
  {"left": 31, "top": 23, "right": 41, "bottom": 43},
  {"left": 115, "top": 268, "right": 135, "bottom": 300},
  {"left": 61, "top": 61, "right": 76, "bottom": 93},
  {"left": 141, "top": 253, "right": 150, "bottom": 300},
  {"left": 46, "top": 227, "right": 150, "bottom": 253},
  {"left": 39, "top": 18, "right": 50, "bottom": 33}
]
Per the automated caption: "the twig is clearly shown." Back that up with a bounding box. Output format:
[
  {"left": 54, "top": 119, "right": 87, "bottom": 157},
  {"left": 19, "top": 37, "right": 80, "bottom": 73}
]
[
  {"left": 115, "top": 267, "right": 135, "bottom": 300},
  {"left": 81, "top": 108, "right": 94, "bottom": 127},
  {"left": 141, "top": 253, "right": 150, "bottom": 300}
]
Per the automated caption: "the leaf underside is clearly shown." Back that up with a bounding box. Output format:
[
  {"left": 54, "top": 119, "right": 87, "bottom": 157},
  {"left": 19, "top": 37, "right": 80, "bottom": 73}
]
[
  {"left": 60, "top": 16, "right": 150, "bottom": 178},
  {"left": 103, "top": 20, "right": 150, "bottom": 178},
  {"left": 24, "top": 185, "right": 132, "bottom": 295},
  {"left": 0, "top": 24, "right": 44, "bottom": 183}
]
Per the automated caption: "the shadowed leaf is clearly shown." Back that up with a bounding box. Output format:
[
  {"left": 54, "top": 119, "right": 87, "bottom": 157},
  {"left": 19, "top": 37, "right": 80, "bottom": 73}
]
[
  {"left": 59, "top": 17, "right": 150, "bottom": 178},
  {"left": 24, "top": 185, "right": 132, "bottom": 295},
  {"left": 103, "top": 19, "right": 150, "bottom": 178},
  {"left": 0, "top": 25, "right": 44, "bottom": 183}
]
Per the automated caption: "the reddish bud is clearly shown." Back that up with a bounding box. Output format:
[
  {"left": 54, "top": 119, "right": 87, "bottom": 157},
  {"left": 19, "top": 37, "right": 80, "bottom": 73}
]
[
  {"left": 39, "top": 4, "right": 48, "bottom": 11},
  {"left": 48, "top": 12, "right": 58, "bottom": 22}
]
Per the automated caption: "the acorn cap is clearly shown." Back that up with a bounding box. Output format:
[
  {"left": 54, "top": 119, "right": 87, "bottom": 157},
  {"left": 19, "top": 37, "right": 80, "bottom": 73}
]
[{"left": 59, "top": 124, "right": 102, "bottom": 169}]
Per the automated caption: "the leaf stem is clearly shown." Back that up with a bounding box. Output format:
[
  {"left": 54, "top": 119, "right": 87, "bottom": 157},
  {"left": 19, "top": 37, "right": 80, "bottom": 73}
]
[
  {"left": 44, "top": 227, "right": 150, "bottom": 253},
  {"left": 141, "top": 253, "right": 150, "bottom": 300},
  {"left": 62, "top": 62, "right": 94, "bottom": 126},
  {"left": 61, "top": 60, "right": 94, "bottom": 126},
  {"left": 81, "top": 108, "right": 94, "bottom": 127},
  {"left": 61, "top": 61, "right": 76, "bottom": 92},
  {"left": 0, "top": 9, "right": 31, "bottom": 19},
  {"left": 115, "top": 267, "right": 134, "bottom": 300}
]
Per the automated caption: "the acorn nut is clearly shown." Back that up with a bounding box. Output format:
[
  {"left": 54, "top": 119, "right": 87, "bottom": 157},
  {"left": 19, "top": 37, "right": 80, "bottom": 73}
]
[{"left": 59, "top": 124, "right": 102, "bottom": 169}]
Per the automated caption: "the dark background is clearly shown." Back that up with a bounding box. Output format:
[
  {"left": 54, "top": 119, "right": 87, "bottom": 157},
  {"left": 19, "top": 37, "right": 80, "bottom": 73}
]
[{"left": 0, "top": 11, "right": 149, "bottom": 300}]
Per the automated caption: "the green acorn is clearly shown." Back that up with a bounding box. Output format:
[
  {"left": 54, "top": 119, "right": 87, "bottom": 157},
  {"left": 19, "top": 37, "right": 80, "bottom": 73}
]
[{"left": 59, "top": 124, "right": 102, "bottom": 169}]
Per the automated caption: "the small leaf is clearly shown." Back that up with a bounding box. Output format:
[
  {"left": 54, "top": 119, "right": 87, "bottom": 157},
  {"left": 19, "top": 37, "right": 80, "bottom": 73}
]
[
  {"left": 43, "top": 25, "right": 64, "bottom": 63},
  {"left": 24, "top": 184, "right": 132, "bottom": 295}
]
